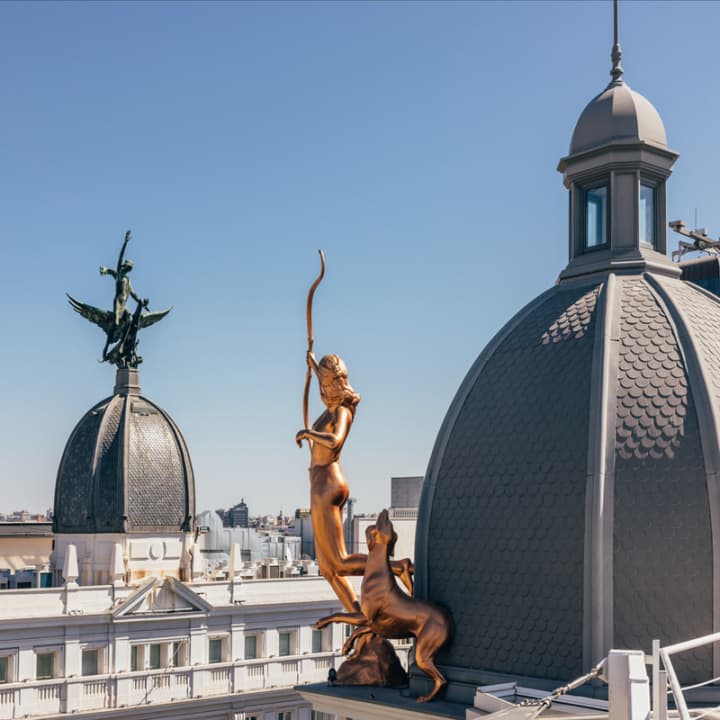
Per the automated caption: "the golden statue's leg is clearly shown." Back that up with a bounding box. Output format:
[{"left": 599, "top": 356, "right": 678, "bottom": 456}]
[
  {"left": 315, "top": 611, "right": 365, "bottom": 630},
  {"left": 389, "top": 558, "right": 414, "bottom": 594},
  {"left": 342, "top": 625, "right": 372, "bottom": 655},
  {"left": 320, "top": 570, "right": 361, "bottom": 613}
]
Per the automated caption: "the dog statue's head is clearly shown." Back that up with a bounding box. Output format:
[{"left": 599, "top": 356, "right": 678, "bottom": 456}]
[{"left": 366, "top": 509, "right": 398, "bottom": 557}]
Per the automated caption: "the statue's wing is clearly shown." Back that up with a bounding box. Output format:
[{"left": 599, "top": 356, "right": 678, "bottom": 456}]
[
  {"left": 140, "top": 306, "right": 172, "bottom": 329},
  {"left": 66, "top": 294, "right": 115, "bottom": 334}
]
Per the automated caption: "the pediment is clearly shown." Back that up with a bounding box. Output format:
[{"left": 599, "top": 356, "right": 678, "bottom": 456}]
[{"left": 113, "top": 577, "right": 212, "bottom": 618}]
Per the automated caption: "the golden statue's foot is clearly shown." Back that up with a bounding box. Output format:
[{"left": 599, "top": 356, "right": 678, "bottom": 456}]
[
  {"left": 341, "top": 637, "right": 355, "bottom": 655},
  {"left": 346, "top": 630, "right": 372, "bottom": 657}
]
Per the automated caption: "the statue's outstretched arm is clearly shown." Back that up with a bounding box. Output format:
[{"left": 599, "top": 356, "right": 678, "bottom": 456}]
[
  {"left": 100, "top": 266, "right": 117, "bottom": 278},
  {"left": 129, "top": 283, "right": 144, "bottom": 304}
]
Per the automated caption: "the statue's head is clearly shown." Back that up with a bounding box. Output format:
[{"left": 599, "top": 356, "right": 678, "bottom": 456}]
[
  {"left": 122, "top": 260, "right": 134, "bottom": 272},
  {"left": 366, "top": 510, "right": 398, "bottom": 556},
  {"left": 318, "top": 354, "right": 360, "bottom": 411}
]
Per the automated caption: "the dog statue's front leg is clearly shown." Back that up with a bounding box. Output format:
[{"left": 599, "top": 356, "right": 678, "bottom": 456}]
[
  {"left": 342, "top": 625, "right": 373, "bottom": 655},
  {"left": 314, "top": 611, "right": 366, "bottom": 630}
]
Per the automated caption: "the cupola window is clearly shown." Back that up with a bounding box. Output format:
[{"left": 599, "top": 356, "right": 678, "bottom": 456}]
[
  {"left": 585, "top": 185, "right": 608, "bottom": 249},
  {"left": 640, "top": 183, "right": 656, "bottom": 248}
]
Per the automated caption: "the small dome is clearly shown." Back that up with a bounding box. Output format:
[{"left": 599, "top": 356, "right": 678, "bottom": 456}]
[
  {"left": 570, "top": 81, "right": 667, "bottom": 154},
  {"left": 54, "top": 372, "right": 195, "bottom": 534}
]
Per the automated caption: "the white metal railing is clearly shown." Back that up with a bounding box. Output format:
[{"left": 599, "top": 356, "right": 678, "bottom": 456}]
[{"left": 655, "top": 633, "right": 720, "bottom": 720}]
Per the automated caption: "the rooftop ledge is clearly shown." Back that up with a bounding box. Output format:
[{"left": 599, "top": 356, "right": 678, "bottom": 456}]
[{"left": 297, "top": 683, "right": 467, "bottom": 720}]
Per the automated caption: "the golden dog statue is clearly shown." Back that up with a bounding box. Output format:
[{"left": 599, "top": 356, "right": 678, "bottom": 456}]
[{"left": 315, "top": 509, "right": 452, "bottom": 703}]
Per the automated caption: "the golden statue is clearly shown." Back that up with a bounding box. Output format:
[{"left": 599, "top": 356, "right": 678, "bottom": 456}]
[
  {"left": 296, "top": 252, "right": 450, "bottom": 702},
  {"left": 315, "top": 510, "right": 452, "bottom": 703},
  {"left": 295, "top": 251, "right": 413, "bottom": 612}
]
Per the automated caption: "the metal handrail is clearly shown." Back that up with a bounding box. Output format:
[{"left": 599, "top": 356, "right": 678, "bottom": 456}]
[{"left": 656, "top": 632, "right": 720, "bottom": 720}]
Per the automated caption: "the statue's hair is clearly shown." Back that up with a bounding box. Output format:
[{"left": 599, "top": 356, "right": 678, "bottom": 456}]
[{"left": 318, "top": 354, "right": 361, "bottom": 415}]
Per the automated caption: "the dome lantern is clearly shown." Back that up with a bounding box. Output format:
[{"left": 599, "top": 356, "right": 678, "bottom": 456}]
[{"left": 557, "top": 2, "right": 679, "bottom": 282}]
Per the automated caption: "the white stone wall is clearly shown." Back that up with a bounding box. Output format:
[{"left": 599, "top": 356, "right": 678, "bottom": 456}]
[{"left": 53, "top": 532, "right": 192, "bottom": 586}]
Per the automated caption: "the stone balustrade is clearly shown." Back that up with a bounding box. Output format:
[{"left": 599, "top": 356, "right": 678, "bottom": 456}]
[{"left": 0, "top": 652, "right": 340, "bottom": 718}]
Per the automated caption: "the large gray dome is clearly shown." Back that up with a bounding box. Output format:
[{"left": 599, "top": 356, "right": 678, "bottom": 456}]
[
  {"left": 416, "top": 271, "right": 720, "bottom": 688},
  {"left": 54, "top": 370, "right": 196, "bottom": 534}
]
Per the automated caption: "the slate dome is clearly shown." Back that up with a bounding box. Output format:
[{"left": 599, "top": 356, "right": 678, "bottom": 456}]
[
  {"left": 570, "top": 80, "right": 667, "bottom": 154},
  {"left": 53, "top": 370, "right": 195, "bottom": 534},
  {"left": 416, "top": 273, "right": 720, "bottom": 688}
]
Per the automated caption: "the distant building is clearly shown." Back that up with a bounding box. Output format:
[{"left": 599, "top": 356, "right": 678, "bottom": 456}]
[
  {"left": 390, "top": 475, "right": 423, "bottom": 509},
  {"left": 288, "top": 508, "right": 314, "bottom": 558},
  {"left": 0, "top": 522, "right": 53, "bottom": 589},
  {"left": 223, "top": 499, "right": 249, "bottom": 528},
  {"left": 349, "top": 476, "right": 422, "bottom": 561},
  {"left": 196, "top": 509, "right": 302, "bottom": 568},
  {"left": 680, "top": 255, "right": 720, "bottom": 296}
]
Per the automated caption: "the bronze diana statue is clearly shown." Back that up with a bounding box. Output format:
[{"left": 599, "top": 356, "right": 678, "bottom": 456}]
[
  {"left": 296, "top": 252, "right": 413, "bottom": 613},
  {"left": 296, "top": 252, "right": 452, "bottom": 701}
]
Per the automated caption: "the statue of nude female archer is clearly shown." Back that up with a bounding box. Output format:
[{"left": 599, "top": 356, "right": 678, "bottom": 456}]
[{"left": 296, "top": 351, "right": 414, "bottom": 613}]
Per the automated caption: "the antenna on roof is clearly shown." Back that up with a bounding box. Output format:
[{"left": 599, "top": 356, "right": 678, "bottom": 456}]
[
  {"left": 669, "top": 219, "right": 719, "bottom": 262},
  {"left": 610, "top": 0, "right": 624, "bottom": 84}
]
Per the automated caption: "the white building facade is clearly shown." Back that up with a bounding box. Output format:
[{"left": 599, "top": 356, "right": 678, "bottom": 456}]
[{"left": 0, "top": 575, "right": 370, "bottom": 720}]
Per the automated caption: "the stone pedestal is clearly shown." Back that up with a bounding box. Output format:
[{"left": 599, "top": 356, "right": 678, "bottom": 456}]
[{"left": 336, "top": 634, "right": 408, "bottom": 688}]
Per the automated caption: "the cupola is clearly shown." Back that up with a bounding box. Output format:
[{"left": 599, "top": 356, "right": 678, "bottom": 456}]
[{"left": 557, "top": 3, "right": 679, "bottom": 281}]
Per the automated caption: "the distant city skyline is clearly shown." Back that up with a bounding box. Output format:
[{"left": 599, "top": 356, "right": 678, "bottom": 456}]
[{"left": 1, "top": 0, "right": 719, "bottom": 516}]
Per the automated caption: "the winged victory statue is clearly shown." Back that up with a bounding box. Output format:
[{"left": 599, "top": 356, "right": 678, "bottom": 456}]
[{"left": 67, "top": 231, "right": 172, "bottom": 369}]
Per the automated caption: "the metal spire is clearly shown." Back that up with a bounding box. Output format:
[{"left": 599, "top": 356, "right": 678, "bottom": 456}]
[{"left": 610, "top": 0, "right": 624, "bottom": 84}]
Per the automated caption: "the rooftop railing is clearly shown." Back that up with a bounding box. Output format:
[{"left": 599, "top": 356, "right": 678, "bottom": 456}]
[{"left": 0, "top": 652, "right": 340, "bottom": 719}]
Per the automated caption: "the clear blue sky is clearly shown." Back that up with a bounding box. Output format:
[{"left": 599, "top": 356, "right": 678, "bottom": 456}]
[{"left": 1, "top": 0, "right": 719, "bottom": 518}]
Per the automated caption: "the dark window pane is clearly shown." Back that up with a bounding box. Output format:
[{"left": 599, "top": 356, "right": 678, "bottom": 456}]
[
  {"left": 586, "top": 186, "right": 607, "bottom": 248},
  {"left": 244, "top": 635, "right": 257, "bottom": 660},
  {"left": 0, "top": 657, "right": 8, "bottom": 684},
  {"left": 312, "top": 630, "right": 323, "bottom": 654},
  {"left": 149, "top": 644, "right": 161, "bottom": 670},
  {"left": 209, "top": 638, "right": 223, "bottom": 664},
  {"left": 36, "top": 652, "right": 54, "bottom": 679},
  {"left": 640, "top": 184, "right": 655, "bottom": 247},
  {"left": 279, "top": 632, "right": 291, "bottom": 657},
  {"left": 130, "top": 646, "right": 140, "bottom": 672},
  {"left": 82, "top": 649, "right": 98, "bottom": 676}
]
